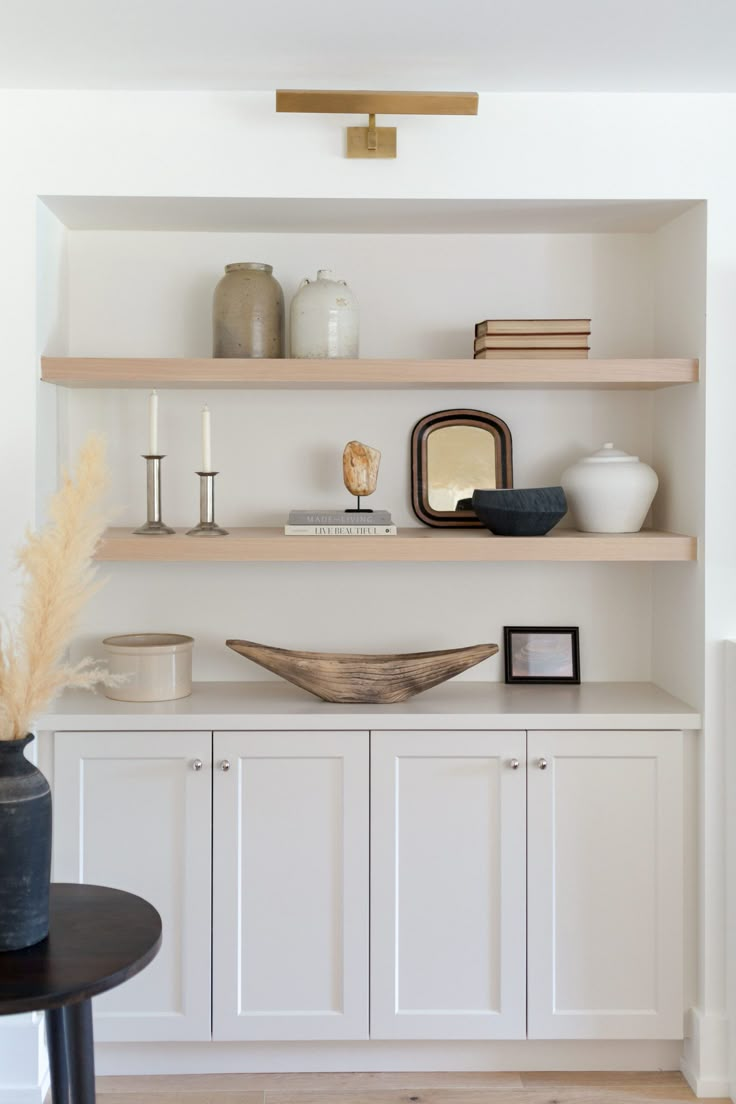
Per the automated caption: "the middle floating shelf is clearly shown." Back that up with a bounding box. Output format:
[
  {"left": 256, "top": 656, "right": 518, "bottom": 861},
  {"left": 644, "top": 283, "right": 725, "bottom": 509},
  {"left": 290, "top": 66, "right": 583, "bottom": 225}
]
[{"left": 95, "top": 528, "right": 698, "bottom": 564}]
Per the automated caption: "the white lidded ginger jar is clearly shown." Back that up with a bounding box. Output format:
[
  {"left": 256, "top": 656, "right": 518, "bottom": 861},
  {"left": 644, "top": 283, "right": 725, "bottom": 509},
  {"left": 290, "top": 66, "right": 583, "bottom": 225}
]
[
  {"left": 561, "top": 442, "right": 658, "bottom": 533},
  {"left": 290, "top": 269, "right": 359, "bottom": 358}
]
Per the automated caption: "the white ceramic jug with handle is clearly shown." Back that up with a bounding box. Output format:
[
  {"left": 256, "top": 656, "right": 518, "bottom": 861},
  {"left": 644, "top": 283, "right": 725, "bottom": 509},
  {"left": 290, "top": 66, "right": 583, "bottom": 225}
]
[
  {"left": 561, "top": 442, "right": 658, "bottom": 533},
  {"left": 290, "top": 269, "right": 359, "bottom": 358}
]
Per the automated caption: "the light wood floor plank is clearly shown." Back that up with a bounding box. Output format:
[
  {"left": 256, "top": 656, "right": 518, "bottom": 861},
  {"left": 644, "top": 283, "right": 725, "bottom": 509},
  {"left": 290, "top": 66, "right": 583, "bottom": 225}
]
[
  {"left": 98, "top": 1074, "right": 524, "bottom": 1094},
  {"left": 95, "top": 1072, "right": 732, "bottom": 1104}
]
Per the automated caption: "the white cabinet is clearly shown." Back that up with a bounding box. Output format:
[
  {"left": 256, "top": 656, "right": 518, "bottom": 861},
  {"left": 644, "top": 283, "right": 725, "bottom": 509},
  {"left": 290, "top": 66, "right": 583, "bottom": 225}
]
[
  {"left": 51, "top": 723, "right": 684, "bottom": 1047},
  {"left": 212, "top": 730, "right": 369, "bottom": 1040},
  {"left": 370, "top": 730, "right": 527, "bottom": 1039},
  {"left": 527, "top": 730, "right": 683, "bottom": 1039},
  {"left": 52, "top": 731, "right": 212, "bottom": 1041}
]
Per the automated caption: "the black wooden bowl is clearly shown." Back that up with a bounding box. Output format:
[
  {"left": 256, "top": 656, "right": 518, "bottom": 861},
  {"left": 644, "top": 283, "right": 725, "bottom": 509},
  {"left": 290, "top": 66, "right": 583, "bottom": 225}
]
[{"left": 471, "top": 487, "right": 567, "bottom": 536}]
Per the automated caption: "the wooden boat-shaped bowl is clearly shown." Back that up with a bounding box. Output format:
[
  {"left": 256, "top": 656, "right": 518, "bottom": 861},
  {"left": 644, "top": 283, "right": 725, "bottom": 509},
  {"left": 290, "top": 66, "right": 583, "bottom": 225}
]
[{"left": 225, "top": 639, "right": 499, "bottom": 704}]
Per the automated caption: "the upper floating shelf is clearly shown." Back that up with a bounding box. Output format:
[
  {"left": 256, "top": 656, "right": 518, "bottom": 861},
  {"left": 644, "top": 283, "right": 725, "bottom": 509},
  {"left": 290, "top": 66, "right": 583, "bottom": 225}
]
[{"left": 42, "top": 357, "right": 699, "bottom": 390}]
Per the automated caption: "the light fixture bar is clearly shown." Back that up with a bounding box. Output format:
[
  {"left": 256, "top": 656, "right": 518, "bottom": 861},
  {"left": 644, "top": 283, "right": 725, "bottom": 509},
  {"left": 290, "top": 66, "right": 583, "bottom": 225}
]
[{"left": 276, "top": 90, "right": 479, "bottom": 116}]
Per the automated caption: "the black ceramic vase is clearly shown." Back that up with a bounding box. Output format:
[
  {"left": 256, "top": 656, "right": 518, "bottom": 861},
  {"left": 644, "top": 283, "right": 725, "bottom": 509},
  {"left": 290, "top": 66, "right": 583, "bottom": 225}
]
[{"left": 0, "top": 734, "right": 51, "bottom": 951}]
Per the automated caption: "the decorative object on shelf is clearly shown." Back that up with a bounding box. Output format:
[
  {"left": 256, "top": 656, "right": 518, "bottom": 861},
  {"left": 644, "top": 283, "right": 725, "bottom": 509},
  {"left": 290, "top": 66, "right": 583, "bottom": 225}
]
[
  {"left": 186, "top": 406, "right": 228, "bottom": 536},
  {"left": 504, "top": 626, "right": 580, "bottom": 684},
  {"left": 343, "top": 440, "right": 381, "bottom": 512},
  {"left": 213, "top": 262, "right": 284, "bottom": 358},
  {"left": 471, "top": 487, "right": 568, "bottom": 537},
  {"left": 561, "top": 442, "right": 659, "bottom": 533},
  {"left": 134, "top": 390, "right": 174, "bottom": 535},
  {"left": 134, "top": 455, "right": 175, "bottom": 535},
  {"left": 474, "top": 319, "right": 591, "bottom": 360},
  {"left": 0, "top": 435, "right": 115, "bottom": 950},
  {"left": 186, "top": 472, "right": 229, "bottom": 537},
  {"left": 411, "top": 409, "right": 513, "bottom": 527},
  {"left": 226, "top": 639, "right": 498, "bottom": 703},
  {"left": 276, "top": 89, "right": 478, "bottom": 159},
  {"left": 290, "top": 270, "right": 359, "bottom": 358},
  {"left": 102, "top": 634, "right": 194, "bottom": 702}
]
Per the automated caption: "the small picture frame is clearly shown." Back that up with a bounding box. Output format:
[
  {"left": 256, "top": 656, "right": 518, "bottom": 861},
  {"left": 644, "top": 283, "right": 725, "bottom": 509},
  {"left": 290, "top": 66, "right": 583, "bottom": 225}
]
[{"left": 504, "top": 626, "right": 580, "bottom": 685}]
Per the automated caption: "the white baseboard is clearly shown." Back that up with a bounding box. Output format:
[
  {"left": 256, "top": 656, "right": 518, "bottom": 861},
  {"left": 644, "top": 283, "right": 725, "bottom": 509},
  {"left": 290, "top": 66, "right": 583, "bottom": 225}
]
[
  {"left": 96, "top": 1039, "right": 684, "bottom": 1076},
  {"left": 0, "top": 1017, "right": 49, "bottom": 1104},
  {"left": 680, "top": 1007, "right": 730, "bottom": 1098}
]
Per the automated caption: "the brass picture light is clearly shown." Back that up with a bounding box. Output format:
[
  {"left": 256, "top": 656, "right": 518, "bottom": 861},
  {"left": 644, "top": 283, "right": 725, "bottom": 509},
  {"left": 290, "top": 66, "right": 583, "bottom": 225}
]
[{"left": 275, "top": 89, "right": 479, "bottom": 158}]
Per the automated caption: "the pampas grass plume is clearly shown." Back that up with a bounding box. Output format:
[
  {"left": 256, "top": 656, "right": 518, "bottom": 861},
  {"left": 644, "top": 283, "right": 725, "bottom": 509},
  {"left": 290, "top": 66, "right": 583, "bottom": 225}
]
[{"left": 0, "top": 433, "right": 114, "bottom": 740}]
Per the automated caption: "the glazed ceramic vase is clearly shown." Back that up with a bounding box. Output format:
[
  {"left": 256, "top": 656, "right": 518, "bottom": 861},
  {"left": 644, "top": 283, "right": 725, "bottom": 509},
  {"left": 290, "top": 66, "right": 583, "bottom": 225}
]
[
  {"left": 290, "top": 269, "right": 359, "bottom": 358},
  {"left": 0, "top": 734, "right": 51, "bottom": 951},
  {"left": 561, "top": 442, "right": 658, "bottom": 533},
  {"left": 212, "top": 262, "right": 284, "bottom": 358}
]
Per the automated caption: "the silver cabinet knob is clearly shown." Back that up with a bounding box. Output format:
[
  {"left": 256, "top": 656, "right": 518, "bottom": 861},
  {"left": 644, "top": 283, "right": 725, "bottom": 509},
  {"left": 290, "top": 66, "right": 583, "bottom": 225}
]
[
  {"left": 509, "top": 758, "right": 520, "bottom": 770},
  {"left": 538, "top": 757, "right": 548, "bottom": 770},
  {"left": 220, "top": 760, "right": 231, "bottom": 772},
  {"left": 192, "top": 759, "right": 203, "bottom": 772}
]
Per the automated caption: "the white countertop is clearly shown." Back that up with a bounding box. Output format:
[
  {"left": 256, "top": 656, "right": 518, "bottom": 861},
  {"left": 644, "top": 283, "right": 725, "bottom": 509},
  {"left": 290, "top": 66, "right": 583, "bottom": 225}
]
[{"left": 38, "top": 680, "right": 701, "bottom": 731}]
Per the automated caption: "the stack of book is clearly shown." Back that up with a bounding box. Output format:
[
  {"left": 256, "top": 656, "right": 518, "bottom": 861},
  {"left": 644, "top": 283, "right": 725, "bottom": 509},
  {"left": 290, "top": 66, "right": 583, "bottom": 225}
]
[
  {"left": 285, "top": 510, "right": 396, "bottom": 536},
  {"left": 474, "top": 319, "right": 591, "bottom": 359}
]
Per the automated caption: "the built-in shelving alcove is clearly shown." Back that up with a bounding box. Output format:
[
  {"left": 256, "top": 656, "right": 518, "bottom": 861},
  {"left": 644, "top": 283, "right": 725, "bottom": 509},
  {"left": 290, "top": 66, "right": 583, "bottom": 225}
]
[{"left": 36, "top": 195, "right": 705, "bottom": 699}]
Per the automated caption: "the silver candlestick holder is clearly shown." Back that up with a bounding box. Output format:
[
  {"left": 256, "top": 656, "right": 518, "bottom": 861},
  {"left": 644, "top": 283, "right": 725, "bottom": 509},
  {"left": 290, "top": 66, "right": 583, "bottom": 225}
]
[
  {"left": 186, "top": 472, "right": 229, "bottom": 537},
  {"left": 133, "top": 455, "right": 175, "bottom": 535}
]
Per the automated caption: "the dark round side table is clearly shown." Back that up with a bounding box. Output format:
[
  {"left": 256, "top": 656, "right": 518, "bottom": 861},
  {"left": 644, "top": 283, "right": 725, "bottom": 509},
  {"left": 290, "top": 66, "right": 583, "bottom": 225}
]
[{"left": 0, "top": 884, "right": 162, "bottom": 1104}]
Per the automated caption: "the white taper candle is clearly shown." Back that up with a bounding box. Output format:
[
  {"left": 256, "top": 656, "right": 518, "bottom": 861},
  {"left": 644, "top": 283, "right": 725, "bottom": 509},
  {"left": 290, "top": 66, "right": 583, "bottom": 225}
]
[
  {"left": 148, "top": 390, "right": 158, "bottom": 454},
  {"left": 202, "top": 406, "right": 212, "bottom": 471}
]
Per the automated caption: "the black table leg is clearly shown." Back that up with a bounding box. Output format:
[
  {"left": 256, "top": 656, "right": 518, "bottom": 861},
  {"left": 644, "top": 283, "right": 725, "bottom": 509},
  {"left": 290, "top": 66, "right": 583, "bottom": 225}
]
[
  {"left": 45, "top": 1008, "right": 70, "bottom": 1104},
  {"left": 65, "top": 999, "right": 95, "bottom": 1104}
]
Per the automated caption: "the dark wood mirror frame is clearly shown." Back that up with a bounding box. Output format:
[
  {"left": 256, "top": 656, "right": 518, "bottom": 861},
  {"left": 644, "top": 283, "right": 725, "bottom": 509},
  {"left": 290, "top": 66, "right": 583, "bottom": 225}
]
[{"left": 411, "top": 408, "right": 514, "bottom": 528}]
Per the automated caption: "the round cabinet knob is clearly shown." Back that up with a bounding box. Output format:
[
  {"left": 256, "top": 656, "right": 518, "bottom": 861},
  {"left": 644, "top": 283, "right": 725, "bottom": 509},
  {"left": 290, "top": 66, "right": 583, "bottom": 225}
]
[
  {"left": 538, "top": 757, "right": 548, "bottom": 770},
  {"left": 192, "top": 759, "right": 203, "bottom": 772},
  {"left": 220, "top": 760, "right": 231, "bottom": 772},
  {"left": 509, "top": 758, "right": 520, "bottom": 770}
]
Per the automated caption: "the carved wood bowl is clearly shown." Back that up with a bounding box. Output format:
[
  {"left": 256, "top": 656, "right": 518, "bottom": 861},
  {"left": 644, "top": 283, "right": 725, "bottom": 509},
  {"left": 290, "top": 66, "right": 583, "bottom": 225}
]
[{"left": 226, "top": 639, "right": 499, "bottom": 704}]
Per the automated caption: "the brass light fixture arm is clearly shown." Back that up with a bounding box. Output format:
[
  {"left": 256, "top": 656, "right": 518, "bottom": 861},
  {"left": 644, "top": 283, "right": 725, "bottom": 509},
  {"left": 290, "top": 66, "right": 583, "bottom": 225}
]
[{"left": 275, "top": 90, "right": 478, "bottom": 159}]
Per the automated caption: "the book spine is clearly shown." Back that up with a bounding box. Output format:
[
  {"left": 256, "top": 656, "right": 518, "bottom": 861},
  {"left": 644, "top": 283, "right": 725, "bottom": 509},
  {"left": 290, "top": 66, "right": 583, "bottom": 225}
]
[
  {"left": 284, "top": 525, "right": 397, "bottom": 536},
  {"left": 288, "top": 513, "right": 393, "bottom": 525}
]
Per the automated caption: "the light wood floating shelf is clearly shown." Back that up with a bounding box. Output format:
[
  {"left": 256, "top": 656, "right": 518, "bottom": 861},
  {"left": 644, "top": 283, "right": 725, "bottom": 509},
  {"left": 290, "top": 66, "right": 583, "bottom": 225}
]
[
  {"left": 95, "top": 528, "right": 697, "bottom": 564},
  {"left": 41, "top": 357, "right": 699, "bottom": 390}
]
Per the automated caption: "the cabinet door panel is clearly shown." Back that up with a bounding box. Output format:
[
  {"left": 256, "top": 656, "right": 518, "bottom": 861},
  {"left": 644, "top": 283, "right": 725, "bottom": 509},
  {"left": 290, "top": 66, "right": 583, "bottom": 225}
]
[
  {"left": 53, "top": 731, "right": 212, "bottom": 1041},
  {"left": 212, "top": 730, "right": 368, "bottom": 1040},
  {"left": 527, "top": 729, "right": 683, "bottom": 1039},
  {"left": 371, "top": 730, "right": 526, "bottom": 1039}
]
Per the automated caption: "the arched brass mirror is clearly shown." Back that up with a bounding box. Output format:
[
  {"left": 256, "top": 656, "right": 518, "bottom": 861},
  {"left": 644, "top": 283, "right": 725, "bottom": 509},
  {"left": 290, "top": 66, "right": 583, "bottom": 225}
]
[{"left": 411, "top": 409, "right": 514, "bottom": 527}]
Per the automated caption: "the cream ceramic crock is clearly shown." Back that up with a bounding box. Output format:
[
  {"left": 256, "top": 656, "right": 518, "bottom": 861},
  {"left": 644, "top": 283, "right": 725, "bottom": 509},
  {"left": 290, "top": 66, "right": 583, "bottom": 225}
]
[
  {"left": 561, "top": 442, "right": 658, "bottom": 533},
  {"left": 102, "top": 633, "right": 194, "bottom": 701},
  {"left": 290, "top": 269, "right": 359, "bottom": 358}
]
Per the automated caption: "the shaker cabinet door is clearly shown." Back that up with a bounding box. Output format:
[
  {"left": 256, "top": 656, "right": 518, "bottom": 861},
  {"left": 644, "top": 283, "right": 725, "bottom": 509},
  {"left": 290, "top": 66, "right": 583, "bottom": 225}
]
[
  {"left": 212, "top": 730, "right": 369, "bottom": 1040},
  {"left": 53, "top": 730, "right": 213, "bottom": 1042},
  {"left": 370, "top": 730, "right": 527, "bottom": 1039},
  {"left": 527, "top": 729, "right": 683, "bottom": 1039}
]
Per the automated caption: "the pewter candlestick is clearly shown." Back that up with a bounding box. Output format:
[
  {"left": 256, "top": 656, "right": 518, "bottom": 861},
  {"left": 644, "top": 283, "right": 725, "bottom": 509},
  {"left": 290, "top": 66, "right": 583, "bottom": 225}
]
[
  {"left": 133, "top": 455, "right": 175, "bottom": 535},
  {"left": 186, "top": 472, "right": 228, "bottom": 537}
]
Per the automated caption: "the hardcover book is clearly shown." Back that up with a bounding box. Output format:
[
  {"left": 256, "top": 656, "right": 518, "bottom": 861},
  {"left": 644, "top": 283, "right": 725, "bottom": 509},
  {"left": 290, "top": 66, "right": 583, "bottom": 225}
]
[
  {"left": 475, "top": 318, "right": 591, "bottom": 336},
  {"left": 284, "top": 525, "right": 397, "bottom": 536},
  {"left": 474, "top": 348, "right": 590, "bottom": 360},
  {"left": 474, "top": 333, "right": 590, "bottom": 351},
  {"left": 288, "top": 509, "right": 393, "bottom": 525}
]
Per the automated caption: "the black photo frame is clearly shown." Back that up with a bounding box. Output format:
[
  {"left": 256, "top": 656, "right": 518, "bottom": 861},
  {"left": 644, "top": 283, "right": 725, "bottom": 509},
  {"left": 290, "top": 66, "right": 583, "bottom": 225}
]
[{"left": 503, "top": 626, "right": 580, "bottom": 684}]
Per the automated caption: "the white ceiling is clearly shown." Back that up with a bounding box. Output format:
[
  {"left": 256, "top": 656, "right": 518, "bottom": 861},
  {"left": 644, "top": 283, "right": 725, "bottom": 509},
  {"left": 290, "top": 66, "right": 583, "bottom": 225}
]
[{"left": 2, "top": 0, "right": 736, "bottom": 93}]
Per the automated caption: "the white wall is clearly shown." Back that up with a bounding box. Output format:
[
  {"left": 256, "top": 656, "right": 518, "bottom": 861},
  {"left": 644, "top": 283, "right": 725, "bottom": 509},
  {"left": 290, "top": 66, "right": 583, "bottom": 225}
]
[{"left": 1, "top": 89, "right": 736, "bottom": 1096}]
